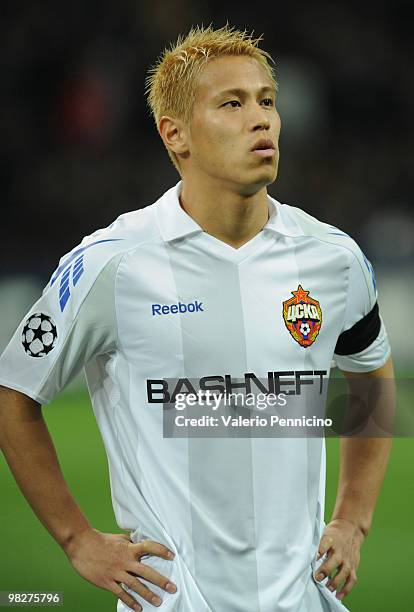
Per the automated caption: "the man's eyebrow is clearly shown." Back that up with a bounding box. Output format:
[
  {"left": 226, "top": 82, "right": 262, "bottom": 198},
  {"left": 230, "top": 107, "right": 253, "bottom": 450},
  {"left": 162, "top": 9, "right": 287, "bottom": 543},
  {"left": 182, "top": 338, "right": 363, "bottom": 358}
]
[{"left": 213, "top": 86, "right": 276, "bottom": 99}]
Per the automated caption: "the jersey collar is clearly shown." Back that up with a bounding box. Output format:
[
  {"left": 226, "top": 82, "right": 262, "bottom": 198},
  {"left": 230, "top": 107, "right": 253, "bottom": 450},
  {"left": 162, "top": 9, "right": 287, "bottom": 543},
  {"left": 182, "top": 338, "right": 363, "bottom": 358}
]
[
  {"left": 265, "top": 195, "right": 305, "bottom": 238},
  {"left": 156, "top": 182, "right": 204, "bottom": 242},
  {"left": 156, "top": 181, "right": 304, "bottom": 242}
]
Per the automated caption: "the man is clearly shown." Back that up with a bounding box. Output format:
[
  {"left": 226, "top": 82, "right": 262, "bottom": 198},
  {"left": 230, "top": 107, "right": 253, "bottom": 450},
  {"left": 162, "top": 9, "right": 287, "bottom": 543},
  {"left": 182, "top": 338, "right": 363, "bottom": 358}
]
[{"left": 0, "top": 25, "right": 393, "bottom": 612}]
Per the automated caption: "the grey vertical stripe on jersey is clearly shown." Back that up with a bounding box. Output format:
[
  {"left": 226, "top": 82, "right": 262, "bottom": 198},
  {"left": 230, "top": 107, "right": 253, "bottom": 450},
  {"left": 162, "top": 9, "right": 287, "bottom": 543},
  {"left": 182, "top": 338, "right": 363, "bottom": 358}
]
[
  {"left": 166, "top": 241, "right": 260, "bottom": 612},
  {"left": 291, "top": 235, "right": 327, "bottom": 565},
  {"left": 283, "top": 236, "right": 325, "bottom": 597},
  {"left": 84, "top": 255, "right": 142, "bottom": 530}
]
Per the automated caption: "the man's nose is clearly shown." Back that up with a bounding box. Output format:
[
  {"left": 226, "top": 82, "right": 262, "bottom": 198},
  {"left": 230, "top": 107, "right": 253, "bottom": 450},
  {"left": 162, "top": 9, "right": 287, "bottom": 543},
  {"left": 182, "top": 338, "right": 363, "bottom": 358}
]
[
  {"left": 251, "top": 108, "right": 271, "bottom": 131},
  {"left": 253, "top": 118, "right": 270, "bottom": 131}
]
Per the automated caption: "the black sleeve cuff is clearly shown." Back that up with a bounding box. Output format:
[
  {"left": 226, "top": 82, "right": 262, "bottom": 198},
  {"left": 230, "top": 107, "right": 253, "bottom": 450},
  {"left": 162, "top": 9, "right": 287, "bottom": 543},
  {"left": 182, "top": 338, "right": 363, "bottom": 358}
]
[{"left": 334, "top": 302, "right": 381, "bottom": 356}]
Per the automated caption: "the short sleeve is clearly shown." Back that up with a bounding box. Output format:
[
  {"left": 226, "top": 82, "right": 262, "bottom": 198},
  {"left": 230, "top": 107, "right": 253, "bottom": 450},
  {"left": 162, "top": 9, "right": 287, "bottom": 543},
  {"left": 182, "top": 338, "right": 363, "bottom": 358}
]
[
  {"left": 333, "top": 248, "right": 391, "bottom": 373},
  {"left": 0, "top": 253, "right": 121, "bottom": 404}
]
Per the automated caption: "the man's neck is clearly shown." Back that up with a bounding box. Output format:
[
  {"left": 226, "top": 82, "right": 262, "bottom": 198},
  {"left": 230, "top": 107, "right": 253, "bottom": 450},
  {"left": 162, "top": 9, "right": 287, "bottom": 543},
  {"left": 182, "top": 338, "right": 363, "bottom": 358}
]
[{"left": 179, "top": 177, "right": 270, "bottom": 249}]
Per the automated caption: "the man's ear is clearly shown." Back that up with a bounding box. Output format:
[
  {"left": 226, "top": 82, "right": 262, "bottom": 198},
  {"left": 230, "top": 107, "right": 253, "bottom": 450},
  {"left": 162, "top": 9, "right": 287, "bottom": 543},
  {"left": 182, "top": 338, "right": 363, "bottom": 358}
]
[{"left": 158, "top": 116, "right": 189, "bottom": 157}]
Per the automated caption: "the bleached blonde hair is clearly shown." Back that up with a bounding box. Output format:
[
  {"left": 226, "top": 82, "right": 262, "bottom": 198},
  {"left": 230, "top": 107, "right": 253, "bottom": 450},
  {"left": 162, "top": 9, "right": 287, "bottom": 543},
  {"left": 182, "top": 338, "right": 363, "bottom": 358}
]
[{"left": 145, "top": 24, "right": 277, "bottom": 173}]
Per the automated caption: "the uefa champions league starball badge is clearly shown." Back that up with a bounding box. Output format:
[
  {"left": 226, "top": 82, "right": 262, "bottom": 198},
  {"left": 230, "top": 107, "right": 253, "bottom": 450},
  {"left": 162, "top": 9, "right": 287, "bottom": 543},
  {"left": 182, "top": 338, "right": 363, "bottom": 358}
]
[
  {"left": 282, "top": 285, "right": 322, "bottom": 347},
  {"left": 21, "top": 313, "right": 58, "bottom": 357}
]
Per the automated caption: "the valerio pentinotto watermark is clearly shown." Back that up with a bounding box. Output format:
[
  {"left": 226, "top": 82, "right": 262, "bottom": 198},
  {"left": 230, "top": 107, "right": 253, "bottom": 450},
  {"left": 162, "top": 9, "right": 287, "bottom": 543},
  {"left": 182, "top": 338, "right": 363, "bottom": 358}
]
[
  {"left": 174, "top": 413, "right": 333, "bottom": 429},
  {"left": 160, "top": 375, "right": 404, "bottom": 438},
  {"left": 172, "top": 390, "right": 332, "bottom": 432}
]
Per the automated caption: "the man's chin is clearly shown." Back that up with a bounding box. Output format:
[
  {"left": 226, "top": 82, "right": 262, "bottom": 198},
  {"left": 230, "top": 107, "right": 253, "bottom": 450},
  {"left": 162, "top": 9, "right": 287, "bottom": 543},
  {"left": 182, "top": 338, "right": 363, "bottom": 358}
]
[
  {"left": 239, "top": 168, "right": 277, "bottom": 195},
  {"left": 237, "top": 180, "right": 274, "bottom": 198}
]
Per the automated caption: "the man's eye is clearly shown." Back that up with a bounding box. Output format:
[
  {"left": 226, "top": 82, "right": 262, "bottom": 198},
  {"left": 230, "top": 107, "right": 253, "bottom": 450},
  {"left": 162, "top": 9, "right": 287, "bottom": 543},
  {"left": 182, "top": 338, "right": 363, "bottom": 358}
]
[
  {"left": 261, "top": 98, "right": 274, "bottom": 107},
  {"left": 223, "top": 100, "right": 241, "bottom": 108}
]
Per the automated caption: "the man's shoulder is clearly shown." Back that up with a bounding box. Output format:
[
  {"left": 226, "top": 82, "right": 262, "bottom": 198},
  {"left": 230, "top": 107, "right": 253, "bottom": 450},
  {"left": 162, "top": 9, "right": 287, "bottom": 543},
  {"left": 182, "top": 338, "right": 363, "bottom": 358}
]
[
  {"left": 280, "top": 202, "right": 364, "bottom": 260},
  {"left": 80, "top": 199, "right": 160, "bottom": 252},
  {"left": 43, "top": 198, "right": 164, "bottom": 313},
  {"left": 52, "top": 200, "right": 161, "bottom": 280}
]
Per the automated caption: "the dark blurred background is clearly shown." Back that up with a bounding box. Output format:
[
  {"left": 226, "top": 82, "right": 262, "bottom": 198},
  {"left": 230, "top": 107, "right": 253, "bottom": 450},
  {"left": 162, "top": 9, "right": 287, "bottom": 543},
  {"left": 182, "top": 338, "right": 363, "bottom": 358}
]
[{"left": 1, "top": 0, "right": 413, "bottom": 364}]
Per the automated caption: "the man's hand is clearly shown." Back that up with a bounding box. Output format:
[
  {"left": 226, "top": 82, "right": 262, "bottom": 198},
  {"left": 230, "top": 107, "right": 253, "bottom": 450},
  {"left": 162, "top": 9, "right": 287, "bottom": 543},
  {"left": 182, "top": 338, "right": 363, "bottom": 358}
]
[
  {"left": 314, "top": 518, "right": 365, "bottom": 601},
  {"left": 64, "top": 527, "right": 177, "bottom": 611}
]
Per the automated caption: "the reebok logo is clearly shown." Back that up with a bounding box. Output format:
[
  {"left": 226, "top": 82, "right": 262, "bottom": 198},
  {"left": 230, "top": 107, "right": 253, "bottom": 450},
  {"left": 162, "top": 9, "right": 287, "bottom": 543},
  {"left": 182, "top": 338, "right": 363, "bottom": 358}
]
[{"left": 152, "top": 300, "right": 204, "bottom": 316}]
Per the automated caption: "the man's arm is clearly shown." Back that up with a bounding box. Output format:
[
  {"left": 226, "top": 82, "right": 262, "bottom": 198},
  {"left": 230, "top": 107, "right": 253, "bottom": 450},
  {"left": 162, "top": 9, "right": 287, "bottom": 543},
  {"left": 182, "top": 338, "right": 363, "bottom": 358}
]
[
  {"left": 0, "top": 385, "right": 92, "bottom": 549},
  {"left": 314, "top": 357, "right": 394, "bottom": 600},
  {"left": 0, "top": 386, "right": 177, "bottom": 611}
]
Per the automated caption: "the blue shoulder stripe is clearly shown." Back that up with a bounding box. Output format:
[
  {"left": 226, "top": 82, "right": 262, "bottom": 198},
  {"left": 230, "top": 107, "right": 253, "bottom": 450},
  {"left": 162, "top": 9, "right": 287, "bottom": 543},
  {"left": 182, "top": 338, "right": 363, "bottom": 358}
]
[{"left": 50, "top": 238, "right": 123, "bottom": 312}]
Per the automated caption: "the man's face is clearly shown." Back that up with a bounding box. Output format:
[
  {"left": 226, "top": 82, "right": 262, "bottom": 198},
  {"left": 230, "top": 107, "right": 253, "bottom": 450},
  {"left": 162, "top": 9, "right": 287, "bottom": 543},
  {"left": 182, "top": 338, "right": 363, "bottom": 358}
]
[{"left": 185, "top": 55, "right": 281, "bottom": 194}]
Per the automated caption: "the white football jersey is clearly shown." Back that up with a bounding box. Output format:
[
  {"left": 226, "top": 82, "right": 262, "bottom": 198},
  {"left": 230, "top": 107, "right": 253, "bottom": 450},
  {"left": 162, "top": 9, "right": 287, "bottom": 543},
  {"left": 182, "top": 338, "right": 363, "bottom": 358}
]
[{"left": 0, "top": 182, "right": 390, "bottom": 612}]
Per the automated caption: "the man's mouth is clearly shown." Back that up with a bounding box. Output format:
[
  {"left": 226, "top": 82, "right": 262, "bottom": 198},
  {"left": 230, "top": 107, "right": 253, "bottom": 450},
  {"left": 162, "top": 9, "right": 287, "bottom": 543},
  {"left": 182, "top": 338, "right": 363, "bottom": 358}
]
[{"left": 251, "top": 138, "right": 276, "bottom": 158}]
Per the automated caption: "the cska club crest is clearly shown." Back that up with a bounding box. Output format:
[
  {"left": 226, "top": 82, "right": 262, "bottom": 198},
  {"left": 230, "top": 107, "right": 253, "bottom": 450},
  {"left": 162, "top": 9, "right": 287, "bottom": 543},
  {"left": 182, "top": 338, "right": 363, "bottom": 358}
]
[{"left": 282, "top": 285, "right": 322, "bottom": 348}]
